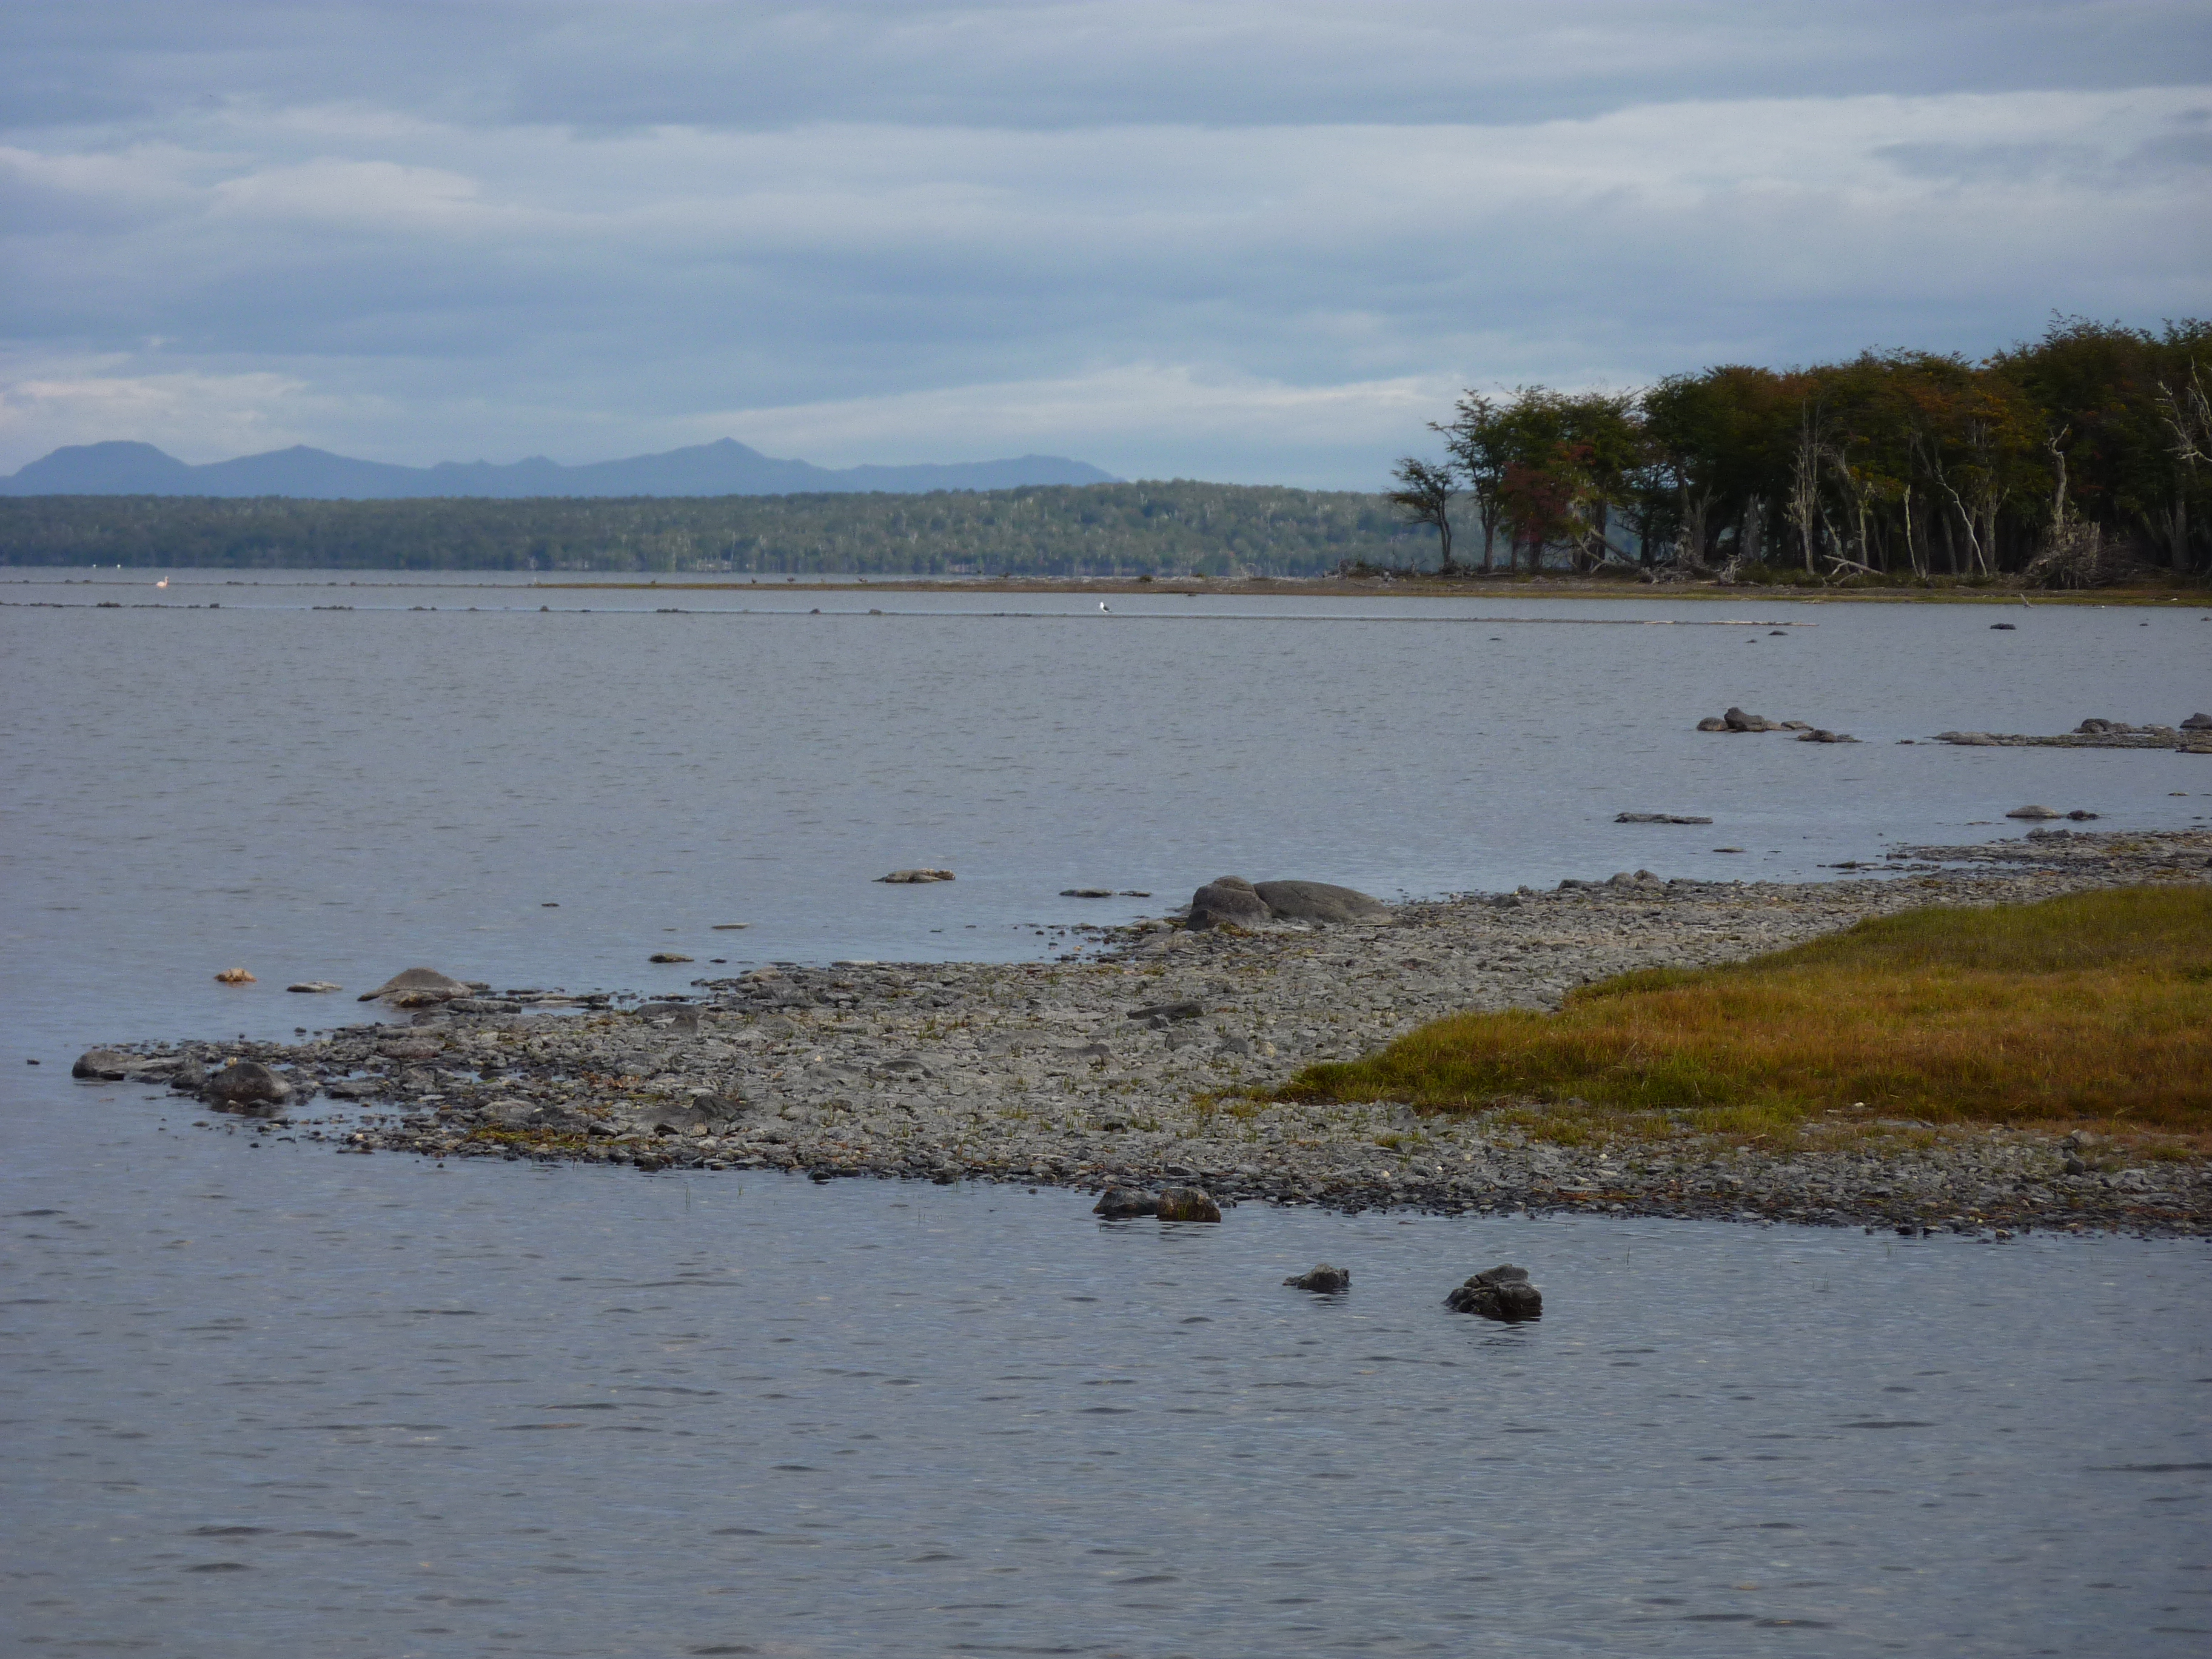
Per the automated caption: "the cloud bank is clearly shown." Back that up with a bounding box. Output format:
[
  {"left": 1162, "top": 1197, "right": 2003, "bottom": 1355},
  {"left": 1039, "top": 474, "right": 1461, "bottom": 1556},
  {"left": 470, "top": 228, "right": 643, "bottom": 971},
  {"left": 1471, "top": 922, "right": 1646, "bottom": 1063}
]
[{"left": 3, "top": 2, "right": 2207, "bottom": 485}]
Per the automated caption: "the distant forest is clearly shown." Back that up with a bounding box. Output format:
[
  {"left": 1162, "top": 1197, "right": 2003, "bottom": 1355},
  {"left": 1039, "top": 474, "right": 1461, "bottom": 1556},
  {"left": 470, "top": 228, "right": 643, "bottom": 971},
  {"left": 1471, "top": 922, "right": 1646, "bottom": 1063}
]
[
  {"left": 1389, "top": 317, "right": 2211, "bottom": 583},
  {"left": 0, "top": 481, "right": 1416, "bottom": 577},
  {"left": 8, "top": 318, "right": 2205, "bottom": 583}
]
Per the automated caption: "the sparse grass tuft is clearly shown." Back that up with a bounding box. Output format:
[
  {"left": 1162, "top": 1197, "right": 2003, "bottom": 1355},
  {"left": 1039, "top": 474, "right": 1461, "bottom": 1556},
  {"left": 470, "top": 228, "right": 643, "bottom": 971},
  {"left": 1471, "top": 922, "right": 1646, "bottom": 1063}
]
[{"left": 1281, "top": 886, "right": 2212, "bottom": 1138}]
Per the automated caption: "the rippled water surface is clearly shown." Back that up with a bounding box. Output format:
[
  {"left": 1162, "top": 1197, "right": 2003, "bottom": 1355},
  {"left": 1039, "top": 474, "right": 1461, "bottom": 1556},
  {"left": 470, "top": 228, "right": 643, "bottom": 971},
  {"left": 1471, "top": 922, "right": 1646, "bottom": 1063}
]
[
  {"left": 3, "top": 571, "right": 2208, "bottom": 1655},
  {"left": 5, "top": 1114, "right": 2209, "bottom": 1658}
]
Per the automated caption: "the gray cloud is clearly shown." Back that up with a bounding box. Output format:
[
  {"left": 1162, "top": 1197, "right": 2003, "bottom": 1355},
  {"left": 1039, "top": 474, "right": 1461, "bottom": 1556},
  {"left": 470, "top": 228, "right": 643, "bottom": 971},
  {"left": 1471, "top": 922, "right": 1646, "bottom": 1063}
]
[{"left": 3, "top": 4, "right": 2208, "bottom": 485}]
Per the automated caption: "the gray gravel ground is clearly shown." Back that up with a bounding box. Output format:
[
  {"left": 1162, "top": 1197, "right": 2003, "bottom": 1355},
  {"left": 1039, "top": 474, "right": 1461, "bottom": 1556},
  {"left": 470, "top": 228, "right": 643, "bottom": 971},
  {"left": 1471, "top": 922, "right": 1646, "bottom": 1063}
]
[{"left": 93, "top": 828, "right": 2212, "bottom": 1238}]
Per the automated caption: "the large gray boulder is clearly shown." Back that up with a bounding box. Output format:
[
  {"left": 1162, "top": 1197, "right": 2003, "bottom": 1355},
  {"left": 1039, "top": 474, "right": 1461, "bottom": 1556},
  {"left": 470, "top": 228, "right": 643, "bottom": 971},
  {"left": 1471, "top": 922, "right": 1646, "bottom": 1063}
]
[
  {"left": 1285, "top": 1263, "right": 1351, "bottom": 1292},
  {"left": 358, "top": 967, "right": 473, "bottom": 1004},
  {"left": 1253, "top": 880, "right": 1389, "bottom": 924},
  {"left": 1185, "top": 876, "right": 1389, "bottom": 929},
  {"left": 203, "top": 1061, "right": 293, "bottom": 1111},
  {"left": 1185, "top": 876, "right": 1272, "bottom": 930},
  {"left": 72, "top": 1048, "right": 139, "bottom": 1081}
]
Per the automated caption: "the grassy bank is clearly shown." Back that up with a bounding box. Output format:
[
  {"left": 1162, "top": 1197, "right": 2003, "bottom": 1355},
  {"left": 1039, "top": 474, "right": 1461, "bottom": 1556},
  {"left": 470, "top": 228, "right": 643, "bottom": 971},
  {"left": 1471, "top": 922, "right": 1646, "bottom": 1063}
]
[{"left": 1281, "top": 886, "right": 2212, "bottom": 1144}]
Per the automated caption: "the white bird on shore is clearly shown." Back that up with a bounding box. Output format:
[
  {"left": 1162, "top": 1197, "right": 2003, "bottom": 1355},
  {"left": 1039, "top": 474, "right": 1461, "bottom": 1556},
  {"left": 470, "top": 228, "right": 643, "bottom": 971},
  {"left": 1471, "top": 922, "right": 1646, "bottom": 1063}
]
[{"left": 1099, "top": 600, "right": 1109, "bottom": 613}]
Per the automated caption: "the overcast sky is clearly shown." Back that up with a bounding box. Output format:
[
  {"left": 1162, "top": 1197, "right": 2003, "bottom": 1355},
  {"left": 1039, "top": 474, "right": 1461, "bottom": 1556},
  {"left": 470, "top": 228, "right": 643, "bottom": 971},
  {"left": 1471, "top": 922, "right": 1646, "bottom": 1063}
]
[{"left": 3, "top": 2, "right": 2208, "bottom": 486}]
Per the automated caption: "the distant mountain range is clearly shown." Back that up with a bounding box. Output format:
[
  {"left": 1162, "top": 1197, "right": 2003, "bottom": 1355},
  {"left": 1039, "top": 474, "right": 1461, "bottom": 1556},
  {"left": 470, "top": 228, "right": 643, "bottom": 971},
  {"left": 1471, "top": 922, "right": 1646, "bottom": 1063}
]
[{"left": 0, "top": 438, "right": 1120, "bottom": 498}]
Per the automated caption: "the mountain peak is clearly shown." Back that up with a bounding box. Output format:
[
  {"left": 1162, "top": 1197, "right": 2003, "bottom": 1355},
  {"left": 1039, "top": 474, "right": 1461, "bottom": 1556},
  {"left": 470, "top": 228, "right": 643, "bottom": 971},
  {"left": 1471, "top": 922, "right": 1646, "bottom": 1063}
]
[{"left": 1, "top": 438, "right": 1118, "bottom": 498}]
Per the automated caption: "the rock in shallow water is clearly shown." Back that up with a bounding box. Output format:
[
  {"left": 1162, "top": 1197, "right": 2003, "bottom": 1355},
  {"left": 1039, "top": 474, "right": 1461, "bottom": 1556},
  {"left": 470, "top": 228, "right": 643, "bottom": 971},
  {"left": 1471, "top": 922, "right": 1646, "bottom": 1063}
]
[
  {"left": 1093, "top": 1187, "right": 1159, "bottom": 1218},
  {"left": 72, "top": 1048, "right": 138, "bottom": 1081},
  {"left": 877, "top": 868, "right": 955, "bottom": 883},
  {"left": 1156, "top": 1185, "right": 1222, "bottom": 1222},
  {"left": 358, "top": 967, "right": 473, "bottom": 1004},
  {"left": 1446, "top": 1264, "right": 1543, "bottom": 1321},
  {"left": 203, "top": 1061, "right": 293, "bottom": 1111},
  {"left": 1284, "top": 1263, "right": 1351, "bottom": 1292}
]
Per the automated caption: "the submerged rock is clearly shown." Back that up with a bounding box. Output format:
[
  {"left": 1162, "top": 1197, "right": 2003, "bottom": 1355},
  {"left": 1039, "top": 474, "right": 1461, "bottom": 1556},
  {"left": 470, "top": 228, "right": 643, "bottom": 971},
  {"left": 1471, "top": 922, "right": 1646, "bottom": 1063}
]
[
  {"left": 359, "top": 967, "right": 473, "bottom": 1004},
  {"left": 877, "top": 868, "right": 956, "bottom": 883},
  {"left": 2006, "top": 805, "right": 2063, "bottom": 820},
  {"left": 213, "top": 967, "right": 256, "bottom": 984},
  {"left": 1615, "top": 812, "right": 1713, "bottom": 825},
  {"left": 1446, "top": 1264, "right": 1543, "bottom": 1321},
  {"left": 286, "top": 980, "right": 341, "bottom": 994},
  {"left": 1094, "top": 1187, "right": 1159, "bottom": 1218},
  {"left": 1156, "top": 1185, "right": 1222, "bottom": 1222},
  {"left": 1284, "top": 1263, "right": 1351, "bottom": 1293}
]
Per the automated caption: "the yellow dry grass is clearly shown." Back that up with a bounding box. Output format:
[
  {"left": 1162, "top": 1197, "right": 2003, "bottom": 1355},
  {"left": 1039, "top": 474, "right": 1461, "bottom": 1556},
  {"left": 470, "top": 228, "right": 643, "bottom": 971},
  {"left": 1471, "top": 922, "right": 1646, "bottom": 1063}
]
[{"left": 1282, "top": 885, "right": 2212, "bottom": 1136}]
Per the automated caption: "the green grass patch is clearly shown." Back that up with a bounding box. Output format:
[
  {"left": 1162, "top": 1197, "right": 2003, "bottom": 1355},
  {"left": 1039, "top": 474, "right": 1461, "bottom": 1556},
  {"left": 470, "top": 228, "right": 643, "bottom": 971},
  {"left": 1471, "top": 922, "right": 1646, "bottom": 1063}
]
[{"left": 1281, "top": 885, "right": 2212, "bottom": 1138}]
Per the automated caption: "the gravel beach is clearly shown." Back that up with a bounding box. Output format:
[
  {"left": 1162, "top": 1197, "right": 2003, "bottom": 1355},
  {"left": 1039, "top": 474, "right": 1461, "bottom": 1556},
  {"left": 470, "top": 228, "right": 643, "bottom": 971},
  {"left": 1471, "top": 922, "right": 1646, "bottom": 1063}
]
[{"left": 82, "top": 828, "right": 2212, "bottom": 1237}]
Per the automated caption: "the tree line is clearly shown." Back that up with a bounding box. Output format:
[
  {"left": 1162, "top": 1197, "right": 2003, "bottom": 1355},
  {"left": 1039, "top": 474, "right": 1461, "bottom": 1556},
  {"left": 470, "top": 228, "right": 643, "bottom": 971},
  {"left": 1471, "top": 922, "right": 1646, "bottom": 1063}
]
[
  {"left": 1389, "top": 317, "right": 2212, "bottom": 582},
  {"left": 0, "top": 481, "right": 1423, "bottom": 577}
]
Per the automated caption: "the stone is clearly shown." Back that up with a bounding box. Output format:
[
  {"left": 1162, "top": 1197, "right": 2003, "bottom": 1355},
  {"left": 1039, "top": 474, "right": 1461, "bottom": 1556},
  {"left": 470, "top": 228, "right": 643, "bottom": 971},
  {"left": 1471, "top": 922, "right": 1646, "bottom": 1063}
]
[
  {"left": 213, "top": 967, "right": 255, "bottom": 984},
  {"left": 1093, "top": 1187, "right": 1160, "bottom": 1218},
  {"left": 877, "top": 868, "right": 956, "bottom": 883},
  {"left": 1695, "top": 717, "right": 1728, "bottom": 732},
  {"left": 1615, "top": 813, "right": 1712, "bottom": 825},
  {"left": 1156, "top": 1185, "right": 1222, "bottom": 1222},
  {"left": 1185, "top": 876, "right": 1272, "bottom": 930},
  {"left": 2066, "top": 809, "right": 2100, "bottom": 821},
  {"left": 1446, "top": 1264, "right": 1543, "bottom": 1321},
  {"left": 1253, "top": 880, "right": 1390, "bottom": 924},
  {"left": 2005, "top": 805, "right": 2063, "bottom": 820},
  {"left": 1284, "top": 1263, "right": 1351, "bottom": 1292},
  {"left": 1990, "top": 622, "right": 2017, "bottom": 630},
  {"left": 1721, "top": 706, "right": 1771, "bottom": 732},
  {"left": 169, "top": 1056, "right": 208, "bottom": 1092},
  {"left": 2184, "top": 712, "right": 2212, "bottom": 731},
  {"left": 1798, "top": 729, "right": 1858, "bottom": 743},
  {"left": 648, "top": 952, "right": 694, "bottom": 964},
  {"left": 72, "top": 1048, "right": 138, "bottom": 1080},
  {"left": 1128, "top": 1000, "right": 1204, "bottom": 1025},
  {"left": 358, "top": 967, "right": 472, "bottom": 1004},
  {"left": 1060, "top": 888, "right": 1115, "bottom": 898},
  {"left": 285, "top": 980, "right": 341, "bottom": 994},
  {"left": 203, "top": 1060, "right": 293, "bottom": 1111}
]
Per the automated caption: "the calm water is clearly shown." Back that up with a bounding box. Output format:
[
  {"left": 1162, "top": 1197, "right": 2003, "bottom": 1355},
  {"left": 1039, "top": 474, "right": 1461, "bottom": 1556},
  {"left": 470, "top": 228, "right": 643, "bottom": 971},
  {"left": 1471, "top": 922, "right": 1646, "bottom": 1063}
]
[{"left": 3, "top": 571, "right": 2208, "bottom": 1656}]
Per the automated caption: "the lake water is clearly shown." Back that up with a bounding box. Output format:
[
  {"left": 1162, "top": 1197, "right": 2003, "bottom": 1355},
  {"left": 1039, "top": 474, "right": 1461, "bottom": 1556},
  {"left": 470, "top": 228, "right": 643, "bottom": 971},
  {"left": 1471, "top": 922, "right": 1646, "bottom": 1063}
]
[{"left": 3, "top": 571, "right": 2208, "bottom": 1656}]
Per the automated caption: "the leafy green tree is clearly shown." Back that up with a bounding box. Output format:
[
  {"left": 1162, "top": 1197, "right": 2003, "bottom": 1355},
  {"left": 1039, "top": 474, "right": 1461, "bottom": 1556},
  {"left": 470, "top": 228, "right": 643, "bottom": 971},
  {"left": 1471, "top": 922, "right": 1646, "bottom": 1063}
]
[{"left": 1385, "top": 455, "right": 1459, "bottom": 572}]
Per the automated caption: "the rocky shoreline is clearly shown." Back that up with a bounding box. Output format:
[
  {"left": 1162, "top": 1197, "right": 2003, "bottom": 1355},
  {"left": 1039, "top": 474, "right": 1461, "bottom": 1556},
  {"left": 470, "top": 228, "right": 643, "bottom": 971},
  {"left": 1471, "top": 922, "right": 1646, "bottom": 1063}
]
[{"left": 75, "top": 830, "right": 2212, "bottom": 1238}]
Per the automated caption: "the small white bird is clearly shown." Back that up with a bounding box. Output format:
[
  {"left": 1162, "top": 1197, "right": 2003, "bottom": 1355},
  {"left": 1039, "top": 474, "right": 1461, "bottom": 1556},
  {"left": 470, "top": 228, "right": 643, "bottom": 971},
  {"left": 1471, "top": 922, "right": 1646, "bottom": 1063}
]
[
  {"left": 1099, "top": 600, "right": 1110, "bottom": 613},
  {"left": 155, "top": 576, "right": 167, "bottom": 589}
]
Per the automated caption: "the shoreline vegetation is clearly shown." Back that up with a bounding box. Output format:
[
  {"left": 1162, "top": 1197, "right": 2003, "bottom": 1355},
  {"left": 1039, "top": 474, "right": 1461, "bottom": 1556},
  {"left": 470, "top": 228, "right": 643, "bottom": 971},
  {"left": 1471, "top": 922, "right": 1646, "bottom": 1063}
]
[
  {"left": 6, "top": 318, "right": 2207, "bottom": 586},
  {"left": 8, "top": 569, "right": 2209, "bottom": 605},
  {"left": 79, "top": 829, "right": 2212, "bottom": 1238}
]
